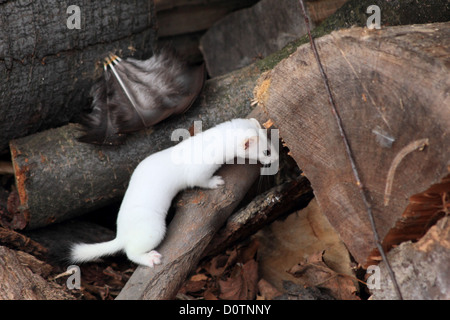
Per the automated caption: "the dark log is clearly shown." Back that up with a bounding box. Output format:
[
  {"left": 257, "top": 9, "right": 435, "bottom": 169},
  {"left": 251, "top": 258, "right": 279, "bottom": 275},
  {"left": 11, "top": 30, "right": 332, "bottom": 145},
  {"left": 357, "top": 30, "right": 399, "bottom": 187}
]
[
  {"left": 255, "top": 22, "right": 450, "bottom": 267},
  {"left": 156, "top": 0, "right": 259, "bottom": 37},
  {"left": 0, "top": 0, "right": 157, "bottom": 153},
  {"left": 200, "top": 0, "right": 448, "bottom": 77},
  {"left": 199, "top": 0, "right": 314, "bottom": 77},
  {"left": 204, "top": 176, "right": 313, "bottom": 258},
  {"left": 0, "top": 246, "right": 74, "bottom": 300},
  {"left": 154, "top": 0, "right": 257, "bottom": 12},
  {"left": 24, "top": 219, "right": 116, "bottom": 263}
]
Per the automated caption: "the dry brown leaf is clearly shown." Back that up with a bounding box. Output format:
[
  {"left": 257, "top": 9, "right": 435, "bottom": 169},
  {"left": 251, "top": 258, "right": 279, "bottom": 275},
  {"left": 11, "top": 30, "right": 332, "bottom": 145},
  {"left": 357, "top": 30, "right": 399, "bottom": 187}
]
[
  {"left": 190, "top": 273, "right": 209, "bottom": 282},
  {"left": 287, "top": 250, "right": 358, "bottom": 300},
  {"left": 219, "top": 259, "right": 258, "bottom": 300},
  {"left": 219, "top": 266, "right": 244, "bottom": 300},
  {"left": 203, "top": 289, "right": 219, "bottom": 300},
  {"left": 256, "top": 198, "right": 359, "bottom": 299},
  {"left": 205, "top": 248, "right": 239, "bottom": 277},
  {"left": 257, "top": 279, "right": 282, "bottom": 300},
  {"left": 182, "top": 280, "right": 207, "bottom": 294},
  {"left": 238, "top": 239, "right": 259, "bottom": 263}
]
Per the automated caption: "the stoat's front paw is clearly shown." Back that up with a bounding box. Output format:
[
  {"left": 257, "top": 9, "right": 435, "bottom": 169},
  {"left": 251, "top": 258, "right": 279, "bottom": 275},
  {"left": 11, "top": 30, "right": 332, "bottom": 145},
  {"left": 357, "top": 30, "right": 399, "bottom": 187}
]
[
  {"left": 208, "top": 175, "right": 225, "bottom": 189},
  {"left": 146, "top": 250, "right": 162, "bottom": 268}
]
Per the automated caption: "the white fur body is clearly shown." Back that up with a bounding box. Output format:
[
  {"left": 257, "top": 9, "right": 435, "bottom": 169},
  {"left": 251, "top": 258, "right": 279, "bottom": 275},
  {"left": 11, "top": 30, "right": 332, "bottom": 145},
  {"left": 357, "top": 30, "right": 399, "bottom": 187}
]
[{"left": 70, "top": 118, "right": 277, "bottom": 267}]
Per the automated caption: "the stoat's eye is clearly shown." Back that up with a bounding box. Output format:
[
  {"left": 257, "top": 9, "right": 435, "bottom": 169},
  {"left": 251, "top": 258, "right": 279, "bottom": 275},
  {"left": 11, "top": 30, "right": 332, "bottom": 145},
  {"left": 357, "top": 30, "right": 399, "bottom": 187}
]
[{"left": 263, "top": 149, "right": 271, "bottom": 156}]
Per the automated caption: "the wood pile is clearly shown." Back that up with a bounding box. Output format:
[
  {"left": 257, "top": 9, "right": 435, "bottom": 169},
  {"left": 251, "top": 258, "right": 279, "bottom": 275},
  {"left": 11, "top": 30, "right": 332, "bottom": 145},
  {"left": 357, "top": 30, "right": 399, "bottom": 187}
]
[{"left": 0, "top": 0, "right": 449, "bottom": 300}]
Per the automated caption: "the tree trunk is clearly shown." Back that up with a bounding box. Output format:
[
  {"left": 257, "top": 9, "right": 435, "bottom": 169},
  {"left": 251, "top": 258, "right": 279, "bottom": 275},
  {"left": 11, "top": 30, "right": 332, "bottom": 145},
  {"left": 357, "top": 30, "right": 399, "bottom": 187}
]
[
  {"left": 0, "top": 246, "right": 74, "bottom": 300},
  {"left": 255, "top": 22, "right": 450, "bottom": 267},
  {"left": 0, "top": 0, "right": 157, "bottom": 153}
]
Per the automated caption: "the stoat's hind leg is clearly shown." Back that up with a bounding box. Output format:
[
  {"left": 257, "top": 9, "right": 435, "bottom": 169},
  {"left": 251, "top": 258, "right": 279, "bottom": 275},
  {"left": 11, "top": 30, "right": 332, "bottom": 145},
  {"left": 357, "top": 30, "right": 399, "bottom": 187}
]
[
  {"left": 196, "top": 175, "right": 225, "bottom": 189},
  {"left": 124, "top": 225, "right": 165, "bottom": 268},
  {"left": 126, "top": 248, "right": 162, "bottom": 268}
]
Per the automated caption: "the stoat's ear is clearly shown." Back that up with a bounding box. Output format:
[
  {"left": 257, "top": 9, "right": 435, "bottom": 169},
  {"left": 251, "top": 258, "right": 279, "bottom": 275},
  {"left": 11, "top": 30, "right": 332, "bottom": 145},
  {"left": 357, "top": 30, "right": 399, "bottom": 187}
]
[
  {"left": 242, "top": 136, "right": 259, "bottom": 150},
  {"left": 249, "top": 118, "right": 262, "bottom": 129}
]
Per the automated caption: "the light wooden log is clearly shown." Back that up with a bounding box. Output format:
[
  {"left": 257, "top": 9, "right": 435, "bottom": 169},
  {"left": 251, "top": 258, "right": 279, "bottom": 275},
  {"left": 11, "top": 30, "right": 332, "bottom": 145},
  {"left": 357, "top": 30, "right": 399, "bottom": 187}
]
[{"left": 255, "top": 22, "right": 450, "bottom": 267}]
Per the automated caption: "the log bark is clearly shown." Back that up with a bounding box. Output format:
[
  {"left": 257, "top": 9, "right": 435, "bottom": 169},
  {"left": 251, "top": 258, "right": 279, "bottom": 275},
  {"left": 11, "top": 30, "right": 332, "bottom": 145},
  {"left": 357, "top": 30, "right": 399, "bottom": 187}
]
[
  {"left": 156, "top": 0, "right": 258, "bottom": 37},
  {"left": 201, "top": 0, "right": 449, "bottom": 78},
  {"left": 203, "top": 176, "right": 313, "bottom": 258},
  {"left": 370, "top": 216, "right": 450, "bottom": 300},
  {"left": 199, "top": 0, "right": 315, "bottom": 77},
  {"left": 0, "top": 246, "right": 74, "bottom": 300},
  {"left": 0, "top": 0, "right": 157, "bottom": 153},
  {"left": 0, "top": 226, "right": 48, "bottom": 259},
  {"left": 255, "top": 22, "right": 450, "bottom": 267}
]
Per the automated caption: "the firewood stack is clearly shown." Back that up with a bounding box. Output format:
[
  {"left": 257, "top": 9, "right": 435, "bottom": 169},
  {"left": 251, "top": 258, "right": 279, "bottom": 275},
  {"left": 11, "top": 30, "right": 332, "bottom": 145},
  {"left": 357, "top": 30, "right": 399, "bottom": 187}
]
[{"left": 0, "top": 0, "right": 449, "bottom": 300}]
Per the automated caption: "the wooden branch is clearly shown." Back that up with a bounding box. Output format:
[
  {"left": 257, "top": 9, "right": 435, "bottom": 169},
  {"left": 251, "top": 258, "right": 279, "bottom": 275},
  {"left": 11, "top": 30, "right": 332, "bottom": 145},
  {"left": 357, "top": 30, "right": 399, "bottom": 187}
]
[
  {"left": 255, "top": 22, "right": 450, "bottom": 267},
  {"left": 0, "top": 226, "right": 48, "bottom": 259},
  {"left": 0, "top": 246, "right": 74, "bottom": 300},
  {"left": 203, "top": 176, "right": 313, "bottom": 258},
  {"left": 0, "top": 1, "right": 157, "bottom": 153}
]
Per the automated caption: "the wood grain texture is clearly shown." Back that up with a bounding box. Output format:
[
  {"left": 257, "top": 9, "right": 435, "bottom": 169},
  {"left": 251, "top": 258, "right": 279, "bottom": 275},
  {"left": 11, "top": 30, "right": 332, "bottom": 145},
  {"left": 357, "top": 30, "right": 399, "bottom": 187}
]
[
  {"left": 0, "top": 246, "right": 74, "bottom": 300},
  {"left": 256, "top": 22, "right": 450, "bottom": 266}
]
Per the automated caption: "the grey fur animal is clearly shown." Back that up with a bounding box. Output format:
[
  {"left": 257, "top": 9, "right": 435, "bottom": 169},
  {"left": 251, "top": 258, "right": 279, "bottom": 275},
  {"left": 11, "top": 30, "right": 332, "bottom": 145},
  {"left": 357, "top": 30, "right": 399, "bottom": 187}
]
[{"left": 78, "top": 50, "right": 206, "bottom": 145}]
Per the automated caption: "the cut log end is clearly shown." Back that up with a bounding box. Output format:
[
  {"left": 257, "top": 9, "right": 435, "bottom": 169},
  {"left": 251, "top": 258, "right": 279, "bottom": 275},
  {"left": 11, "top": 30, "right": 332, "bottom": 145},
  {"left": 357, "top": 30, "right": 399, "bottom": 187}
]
[{"left": 260, "top": 22, "right": 450, "bottom": 266}]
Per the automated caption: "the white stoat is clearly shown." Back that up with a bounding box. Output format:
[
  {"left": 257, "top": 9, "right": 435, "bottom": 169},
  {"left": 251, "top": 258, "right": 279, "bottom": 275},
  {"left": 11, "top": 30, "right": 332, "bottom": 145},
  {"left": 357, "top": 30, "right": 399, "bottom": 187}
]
[{"left": 70, "top": 118, "right": 278, "bottom": 268}]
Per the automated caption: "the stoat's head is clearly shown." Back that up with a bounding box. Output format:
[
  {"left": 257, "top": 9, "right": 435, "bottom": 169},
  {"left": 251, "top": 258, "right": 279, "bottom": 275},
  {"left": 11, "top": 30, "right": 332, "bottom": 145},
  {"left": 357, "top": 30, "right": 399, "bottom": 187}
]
[{"left": 238, "top": 118, "right": 279, "bottom": 166}]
